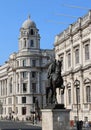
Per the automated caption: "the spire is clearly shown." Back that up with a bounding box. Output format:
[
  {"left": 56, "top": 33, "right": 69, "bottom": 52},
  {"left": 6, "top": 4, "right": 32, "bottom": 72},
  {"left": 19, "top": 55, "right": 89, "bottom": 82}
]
[{"left": 28, "top": 14, "right": 31, "bottom": 19}]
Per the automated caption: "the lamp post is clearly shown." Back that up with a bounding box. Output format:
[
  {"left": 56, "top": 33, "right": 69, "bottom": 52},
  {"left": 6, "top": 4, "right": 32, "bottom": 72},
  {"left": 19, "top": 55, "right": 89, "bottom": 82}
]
[
  {"left": 32, "top": 88, "right": 35, "bottom": 124},
  {"left": 74, "top": 78, "right": 80, "bottom": 130},
  {"left": 0, "top": 101, "right": 2, "bottom": 118},
  {"left": 74, "top": 78, "right": 80, "bottom": 120}
]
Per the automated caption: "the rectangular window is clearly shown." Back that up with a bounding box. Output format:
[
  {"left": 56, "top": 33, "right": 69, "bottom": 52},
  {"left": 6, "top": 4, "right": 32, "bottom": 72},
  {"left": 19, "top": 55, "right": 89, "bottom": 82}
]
[
  {"left": 32, "top": 60, "right": 36, "bottom": 67},
  {"left": 76, "top": 88, "right": 80, "bottom": 103},
  {"left": 85, "top": 44, "right": 90, "bottom": 60},
  {"left": 68, "top": 89, "right": 71, "bottom": 104},
  {"left": 22, "top": 72, "right": 27, "bottom": 78},
  {"left": 75, "top": 49, "right": 79, "bottom": 64},
  {"left": 23, "top": 83, "right": 27, "bottom": 92},
  {"left": 22, "top": 107, "right": 26, "bottom": 115},
  {"left": 22, "top": 59, "right": 26, "bottom": 66},
  {"left": 30, "top": 40, "right": 34, "bottom": 47},
  {"left": 22, "top": 97, "right": 26, "bottom": 103},
  {"left": 86, "top": 86, "right": 91, "bottom": 102}
]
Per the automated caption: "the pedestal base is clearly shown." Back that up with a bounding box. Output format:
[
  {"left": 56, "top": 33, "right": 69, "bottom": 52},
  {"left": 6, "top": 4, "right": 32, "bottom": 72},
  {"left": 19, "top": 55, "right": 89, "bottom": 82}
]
[{"left": 41, "top": 109, "right": 70, "bottom": 130}]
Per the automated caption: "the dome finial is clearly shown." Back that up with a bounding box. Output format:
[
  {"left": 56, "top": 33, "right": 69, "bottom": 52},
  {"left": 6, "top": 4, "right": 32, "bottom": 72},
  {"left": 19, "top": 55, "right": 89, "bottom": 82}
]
[{"left": 28, "top": 14, "right": 31, "bottom": 19}]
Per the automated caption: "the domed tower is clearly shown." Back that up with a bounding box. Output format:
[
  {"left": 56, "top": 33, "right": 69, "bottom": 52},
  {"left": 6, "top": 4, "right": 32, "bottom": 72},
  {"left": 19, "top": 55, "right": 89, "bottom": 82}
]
[{"left": 19, "top": 15, "right": 40, "bottom": 51}]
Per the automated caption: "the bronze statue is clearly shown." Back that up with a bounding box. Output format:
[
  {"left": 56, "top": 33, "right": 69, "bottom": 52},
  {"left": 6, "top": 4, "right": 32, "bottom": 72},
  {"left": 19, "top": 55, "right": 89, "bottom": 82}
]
[{"left": 46, "top": 59, "right": 65, "bottom": 105}]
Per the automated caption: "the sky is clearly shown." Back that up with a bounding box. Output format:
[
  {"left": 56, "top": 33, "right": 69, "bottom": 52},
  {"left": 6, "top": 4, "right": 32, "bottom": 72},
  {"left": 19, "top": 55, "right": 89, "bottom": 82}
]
[{"left": 0, "top": 0, "right": 91, "bottom": 65}]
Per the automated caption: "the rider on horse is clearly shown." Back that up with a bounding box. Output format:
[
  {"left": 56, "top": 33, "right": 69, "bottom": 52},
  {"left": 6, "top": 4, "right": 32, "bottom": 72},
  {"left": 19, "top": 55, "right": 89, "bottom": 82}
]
[{"left": 46, "top": 59, "right": 65, "bottom": 105}]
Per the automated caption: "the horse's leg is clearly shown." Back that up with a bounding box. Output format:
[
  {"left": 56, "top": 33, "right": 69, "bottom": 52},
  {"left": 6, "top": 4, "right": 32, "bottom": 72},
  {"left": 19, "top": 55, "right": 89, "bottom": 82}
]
[
  {"left": 51, "top": 87, "right": 54, "bottom": 104},
  {"left": 52, "top": 82, "right": 57, "bottom": 104},
  {"left": 46, "top": 87, "right": 49, "bottom": 105}
]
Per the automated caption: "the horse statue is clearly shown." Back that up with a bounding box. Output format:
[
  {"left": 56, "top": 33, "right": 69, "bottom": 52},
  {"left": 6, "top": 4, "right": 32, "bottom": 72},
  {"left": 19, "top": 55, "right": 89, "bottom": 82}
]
[{"left": 46, "top": 59, "right": 65, "bottom": 105}]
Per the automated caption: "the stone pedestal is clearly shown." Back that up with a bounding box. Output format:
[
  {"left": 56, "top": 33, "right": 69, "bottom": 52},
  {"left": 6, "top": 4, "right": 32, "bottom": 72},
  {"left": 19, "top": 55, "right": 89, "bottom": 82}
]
[{"left": 41, "top": 109, "right": 70, "bottom": 130}]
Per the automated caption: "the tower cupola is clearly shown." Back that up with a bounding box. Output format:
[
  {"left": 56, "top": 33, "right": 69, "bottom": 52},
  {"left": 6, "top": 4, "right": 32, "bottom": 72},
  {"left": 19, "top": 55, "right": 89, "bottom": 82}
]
[{"left": 19, "top": 15, "right": 40, "bottom": 51}]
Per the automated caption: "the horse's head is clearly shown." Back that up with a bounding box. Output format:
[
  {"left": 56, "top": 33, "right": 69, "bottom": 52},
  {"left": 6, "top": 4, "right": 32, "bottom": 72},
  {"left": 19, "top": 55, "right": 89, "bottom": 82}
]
[{"left": 55, "top": 60, "right": 62, "bottom": 73}]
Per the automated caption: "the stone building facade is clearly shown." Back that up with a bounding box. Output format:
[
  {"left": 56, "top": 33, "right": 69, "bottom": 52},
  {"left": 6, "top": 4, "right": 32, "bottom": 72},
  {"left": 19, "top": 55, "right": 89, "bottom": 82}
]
[
  {"left": 0, "top": 16, "right": 54, "bottom": 120},
  {"left": 54, "top": 10, "right": 91, "bottom": 123}
]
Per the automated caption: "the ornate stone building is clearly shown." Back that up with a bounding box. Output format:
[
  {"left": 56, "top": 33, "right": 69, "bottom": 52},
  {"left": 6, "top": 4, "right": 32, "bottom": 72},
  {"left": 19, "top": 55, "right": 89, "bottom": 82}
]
[
  {"left": 54, "top": 10, "right": 91, "bottom": 123},
  {"left": 0, "top": 16, "right": 54, "bottom": 120}
]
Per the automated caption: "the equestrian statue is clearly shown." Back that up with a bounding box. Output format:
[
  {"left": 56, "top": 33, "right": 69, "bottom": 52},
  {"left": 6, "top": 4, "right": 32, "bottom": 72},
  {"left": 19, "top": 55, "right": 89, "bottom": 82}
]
[{"left": 46, "top": 59, "right": 65, "bottom": 105}]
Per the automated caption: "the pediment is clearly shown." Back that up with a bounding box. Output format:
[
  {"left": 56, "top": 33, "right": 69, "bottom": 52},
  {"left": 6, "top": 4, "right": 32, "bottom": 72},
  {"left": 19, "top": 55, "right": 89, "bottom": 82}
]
[{"left": 84, "top": 78, "right": 91, "bottom": 84}]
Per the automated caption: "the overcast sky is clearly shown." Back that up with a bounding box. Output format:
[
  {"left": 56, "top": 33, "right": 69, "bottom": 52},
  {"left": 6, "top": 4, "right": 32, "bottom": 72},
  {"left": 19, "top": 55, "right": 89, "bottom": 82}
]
[{"left": 0, "top": 0, "right": 91, "bottom": 64}]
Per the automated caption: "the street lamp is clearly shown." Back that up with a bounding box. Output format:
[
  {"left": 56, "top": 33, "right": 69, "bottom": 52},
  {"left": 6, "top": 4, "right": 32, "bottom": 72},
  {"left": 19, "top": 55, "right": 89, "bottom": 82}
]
[
  {"left": 0, "top": 101, "right": 3, "bottom": 118},
  {"left": 74, "top": 78, "right": 80, "bottom": 121},
  {"left": 30, "top": 88, "right": 35, "bottom": 124},
  {"left": 74, "top": 78, "right": 81, "bottom": 130}
]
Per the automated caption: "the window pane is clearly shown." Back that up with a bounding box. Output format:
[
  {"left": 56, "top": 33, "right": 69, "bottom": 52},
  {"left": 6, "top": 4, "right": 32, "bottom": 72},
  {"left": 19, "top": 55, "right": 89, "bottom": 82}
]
[
  {"left": 30, "top": 40, "right": 34, "bottom": 47},
  {"left": 23, "top": 83, "right": 27, "bottom": 92},
  {"left": 32, "top": 60, "right": 36, "bottom": 67},
  {"left": 22, "top": 59, "right": 26, "bottom": 66},
  {"left": 22, "top": 97, "right": 26, "bottom": 103},
  {"left": 22, "top": 107, "right": 26, "bottom": 115}
]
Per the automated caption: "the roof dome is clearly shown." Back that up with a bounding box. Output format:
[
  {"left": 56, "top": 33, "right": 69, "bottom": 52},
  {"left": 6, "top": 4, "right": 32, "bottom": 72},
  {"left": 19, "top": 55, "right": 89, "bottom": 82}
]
[{"left": 22, "top": 15, "right": 36, "bottom": 28}]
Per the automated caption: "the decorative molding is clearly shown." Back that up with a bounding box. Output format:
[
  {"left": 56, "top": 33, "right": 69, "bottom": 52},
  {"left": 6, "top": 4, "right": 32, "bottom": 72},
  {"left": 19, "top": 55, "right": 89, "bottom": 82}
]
[{"left": 84, "top": 78, "right": 91, "bottom": 84}]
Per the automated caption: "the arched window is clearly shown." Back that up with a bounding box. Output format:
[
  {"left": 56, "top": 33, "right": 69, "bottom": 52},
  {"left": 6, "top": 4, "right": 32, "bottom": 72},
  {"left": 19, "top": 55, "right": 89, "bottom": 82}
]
[{"left": 30, "top": 29, "right": 34, "bottom": 35}]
